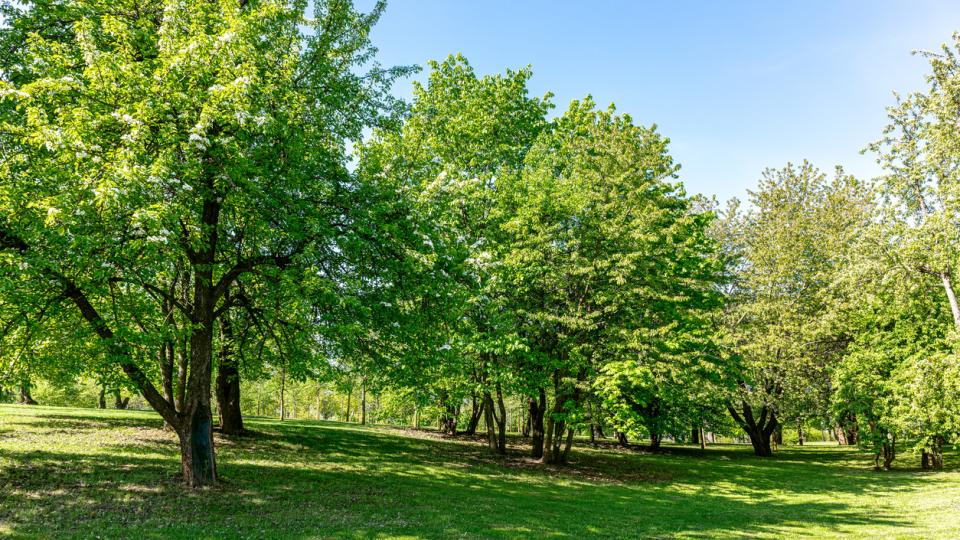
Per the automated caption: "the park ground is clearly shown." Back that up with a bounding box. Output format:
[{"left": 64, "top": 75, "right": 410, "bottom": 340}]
[{"left": 1, "top": 405, "right": 959, "bottom": 539}]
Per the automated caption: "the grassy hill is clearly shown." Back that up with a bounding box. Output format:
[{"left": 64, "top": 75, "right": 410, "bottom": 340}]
[{"left": 1, "top": 404, "right": 959, "bottom": 539}]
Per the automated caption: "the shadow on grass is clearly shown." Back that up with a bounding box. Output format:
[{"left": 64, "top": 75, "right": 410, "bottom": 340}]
[{"left": 0, "top": 409, "right": 934, "bottom": 539}]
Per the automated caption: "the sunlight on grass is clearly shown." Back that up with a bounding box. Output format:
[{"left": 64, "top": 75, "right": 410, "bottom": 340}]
[{"left": 2, "top": 404, "right": 959, "bottom": 539}]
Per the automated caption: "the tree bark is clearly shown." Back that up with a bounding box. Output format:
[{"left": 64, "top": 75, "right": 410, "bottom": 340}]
[
  {"left": 691, "top": 426, "right": 700, "bottom": 445},
  {"left": 796, "top": 417, "right": 804, "bottom": 446}
]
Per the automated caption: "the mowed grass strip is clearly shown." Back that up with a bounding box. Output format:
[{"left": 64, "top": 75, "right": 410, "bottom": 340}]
[{"left": 1, "top": 404, "right": 959, "bottom": 539}]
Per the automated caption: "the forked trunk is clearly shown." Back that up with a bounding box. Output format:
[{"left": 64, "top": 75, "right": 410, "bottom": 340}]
[
  {"left": 113, "top": 389, "right": 130, "bottom": 409},
  {"left": 728, "top": 401, "right": 778, "bottom": 457}
]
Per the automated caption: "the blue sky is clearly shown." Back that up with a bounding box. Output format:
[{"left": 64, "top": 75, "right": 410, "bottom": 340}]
[{"left": 355, "top": 1, "right": 960, "bottom": 202}]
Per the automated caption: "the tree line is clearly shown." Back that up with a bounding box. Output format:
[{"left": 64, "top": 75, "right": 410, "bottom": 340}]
[{"left": 1, "top": 0, "right": 959, "bottom": 487}]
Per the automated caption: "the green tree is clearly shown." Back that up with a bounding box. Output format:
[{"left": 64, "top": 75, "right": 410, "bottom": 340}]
[
  {"left": 0, "top": 0, "right": 409, "bottom": 486},
  {"left": 505, "top": 99, "right": 726, "bottom": 462},
  {"left": 723, "top": 163, "right": 868, "bottom": 456},
  {"left": 358, "top": 55, "right": 551, "bottom": 454}
]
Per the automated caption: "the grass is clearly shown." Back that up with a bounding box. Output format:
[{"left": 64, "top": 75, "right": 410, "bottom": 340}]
[{"left": 1, "top": 405, "right": 959, "bottom": 539}]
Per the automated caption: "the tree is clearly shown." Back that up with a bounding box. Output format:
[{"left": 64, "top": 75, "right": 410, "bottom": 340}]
[
  {"left": 503, "top": 99, "right": 726, "bottom": 462},
  {"left": 868, "top": 33, "right": 960, "bottom": 333},
  {"left": 0, "top": 0, "right": 409, "bottom": 486},
  {"left": 722, "top": 163, "right": 868, "bottom": 456},
  {"left": 358, "top": 55, "right": 551, "bottom": 455},
  {"left": 860, "top": 32, "right": 960, "bottom": 469}
]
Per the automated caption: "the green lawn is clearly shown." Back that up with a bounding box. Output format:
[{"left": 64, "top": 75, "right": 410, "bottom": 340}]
[{"left": 1, "top": 404, "right": 959, "bottom": 539}]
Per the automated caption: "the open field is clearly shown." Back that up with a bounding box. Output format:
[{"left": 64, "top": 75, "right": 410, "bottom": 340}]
[{"left": 1, "top": 404, "right": 959, "bottom": 539}]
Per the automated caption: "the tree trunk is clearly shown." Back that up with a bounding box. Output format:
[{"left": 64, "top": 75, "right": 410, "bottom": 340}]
[
  {"left": 113, "top": 389, "right": 129, "bottom": 409},
  {"left": 495, "top": 383, "right": 507, "bottom": 452},
  {"left": 464, "top": 394, "right": 484, "bottom": 435},
  {"left": 215, "top": 312, "right": 244, "bottom": 435},
  {"left": 344, "top": 384, "right": 351, "bottom": 423},
  {"left": 360, "top": 380, "right": 367, "bottom": 426},
  {"left": 439, "top": 391, "right": 458, "bottom": 435},
  {"left": 529, "top": 388, "right": 546, "bottom": 459},
  {"left": 560, "top": 426, "right": 575, "bottom": 462},
  {"left": 940, "top": 272, "right": 960, "bottom": 331},
  {"left": 543, "top": 388, "right": 569, "bottom": 464},
  {"left": 159, "top": 289, "right": 177, "bottom": 431},
  {"left": 175, "top": 337, "right": 188, "bottom": 413},
  {"left": 844, "top": 422, "right": 858, "bottom": 446},
  {"left": 19, "top": 379, "right": 37, "bottom": 405},
  {"left": 700, "top": 426, "right": 706, "bottom": 450},
  {"left": 175, "top": 402, "right": 216, "bottom": 487},
  {"left": 279, "top": 364, "right": 286, "bottom": 421},
  {"left": 922, "top": 436, "right": 945, "bottom": 470},
  {"left": 483, "top": 390, "right": 506, "bottom": 455},
  {"left": 796, "top": 417, "right": 804, "bottom": 446},
  {"left": 728, "top": 401, "right": 778, "bottom": 457},
  {"left": 874, "top": 431, "right": 896, "bottom": 470},
  {"left": 691, "top": 426, "right": 700, "bottom": 445},
  {"left": 483, "top": 391, "right": 499, "bottom": 453},
  {"left": 160, "top": 341, "right": 177, "bottom": 430},
  {"left": 616, "top": 430, "right": 628, "bottom": 446},
  {"left": 178, "top": 247, "right": 220, "bottom": 487},
  {"left": 648, "top": 432, "right": 662, "bottom": 451},
  {"left": 98, "top": 387, "right": 107, "bottom": 409}
]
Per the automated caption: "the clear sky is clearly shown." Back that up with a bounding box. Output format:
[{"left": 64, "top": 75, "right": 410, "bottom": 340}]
[{"left": 354, "top": 0, "right": 960, "bottom": 203}]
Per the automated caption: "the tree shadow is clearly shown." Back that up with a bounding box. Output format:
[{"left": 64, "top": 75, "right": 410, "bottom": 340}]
[{"left": 0, "top": 409, "right": 944, "bottom": 539}]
